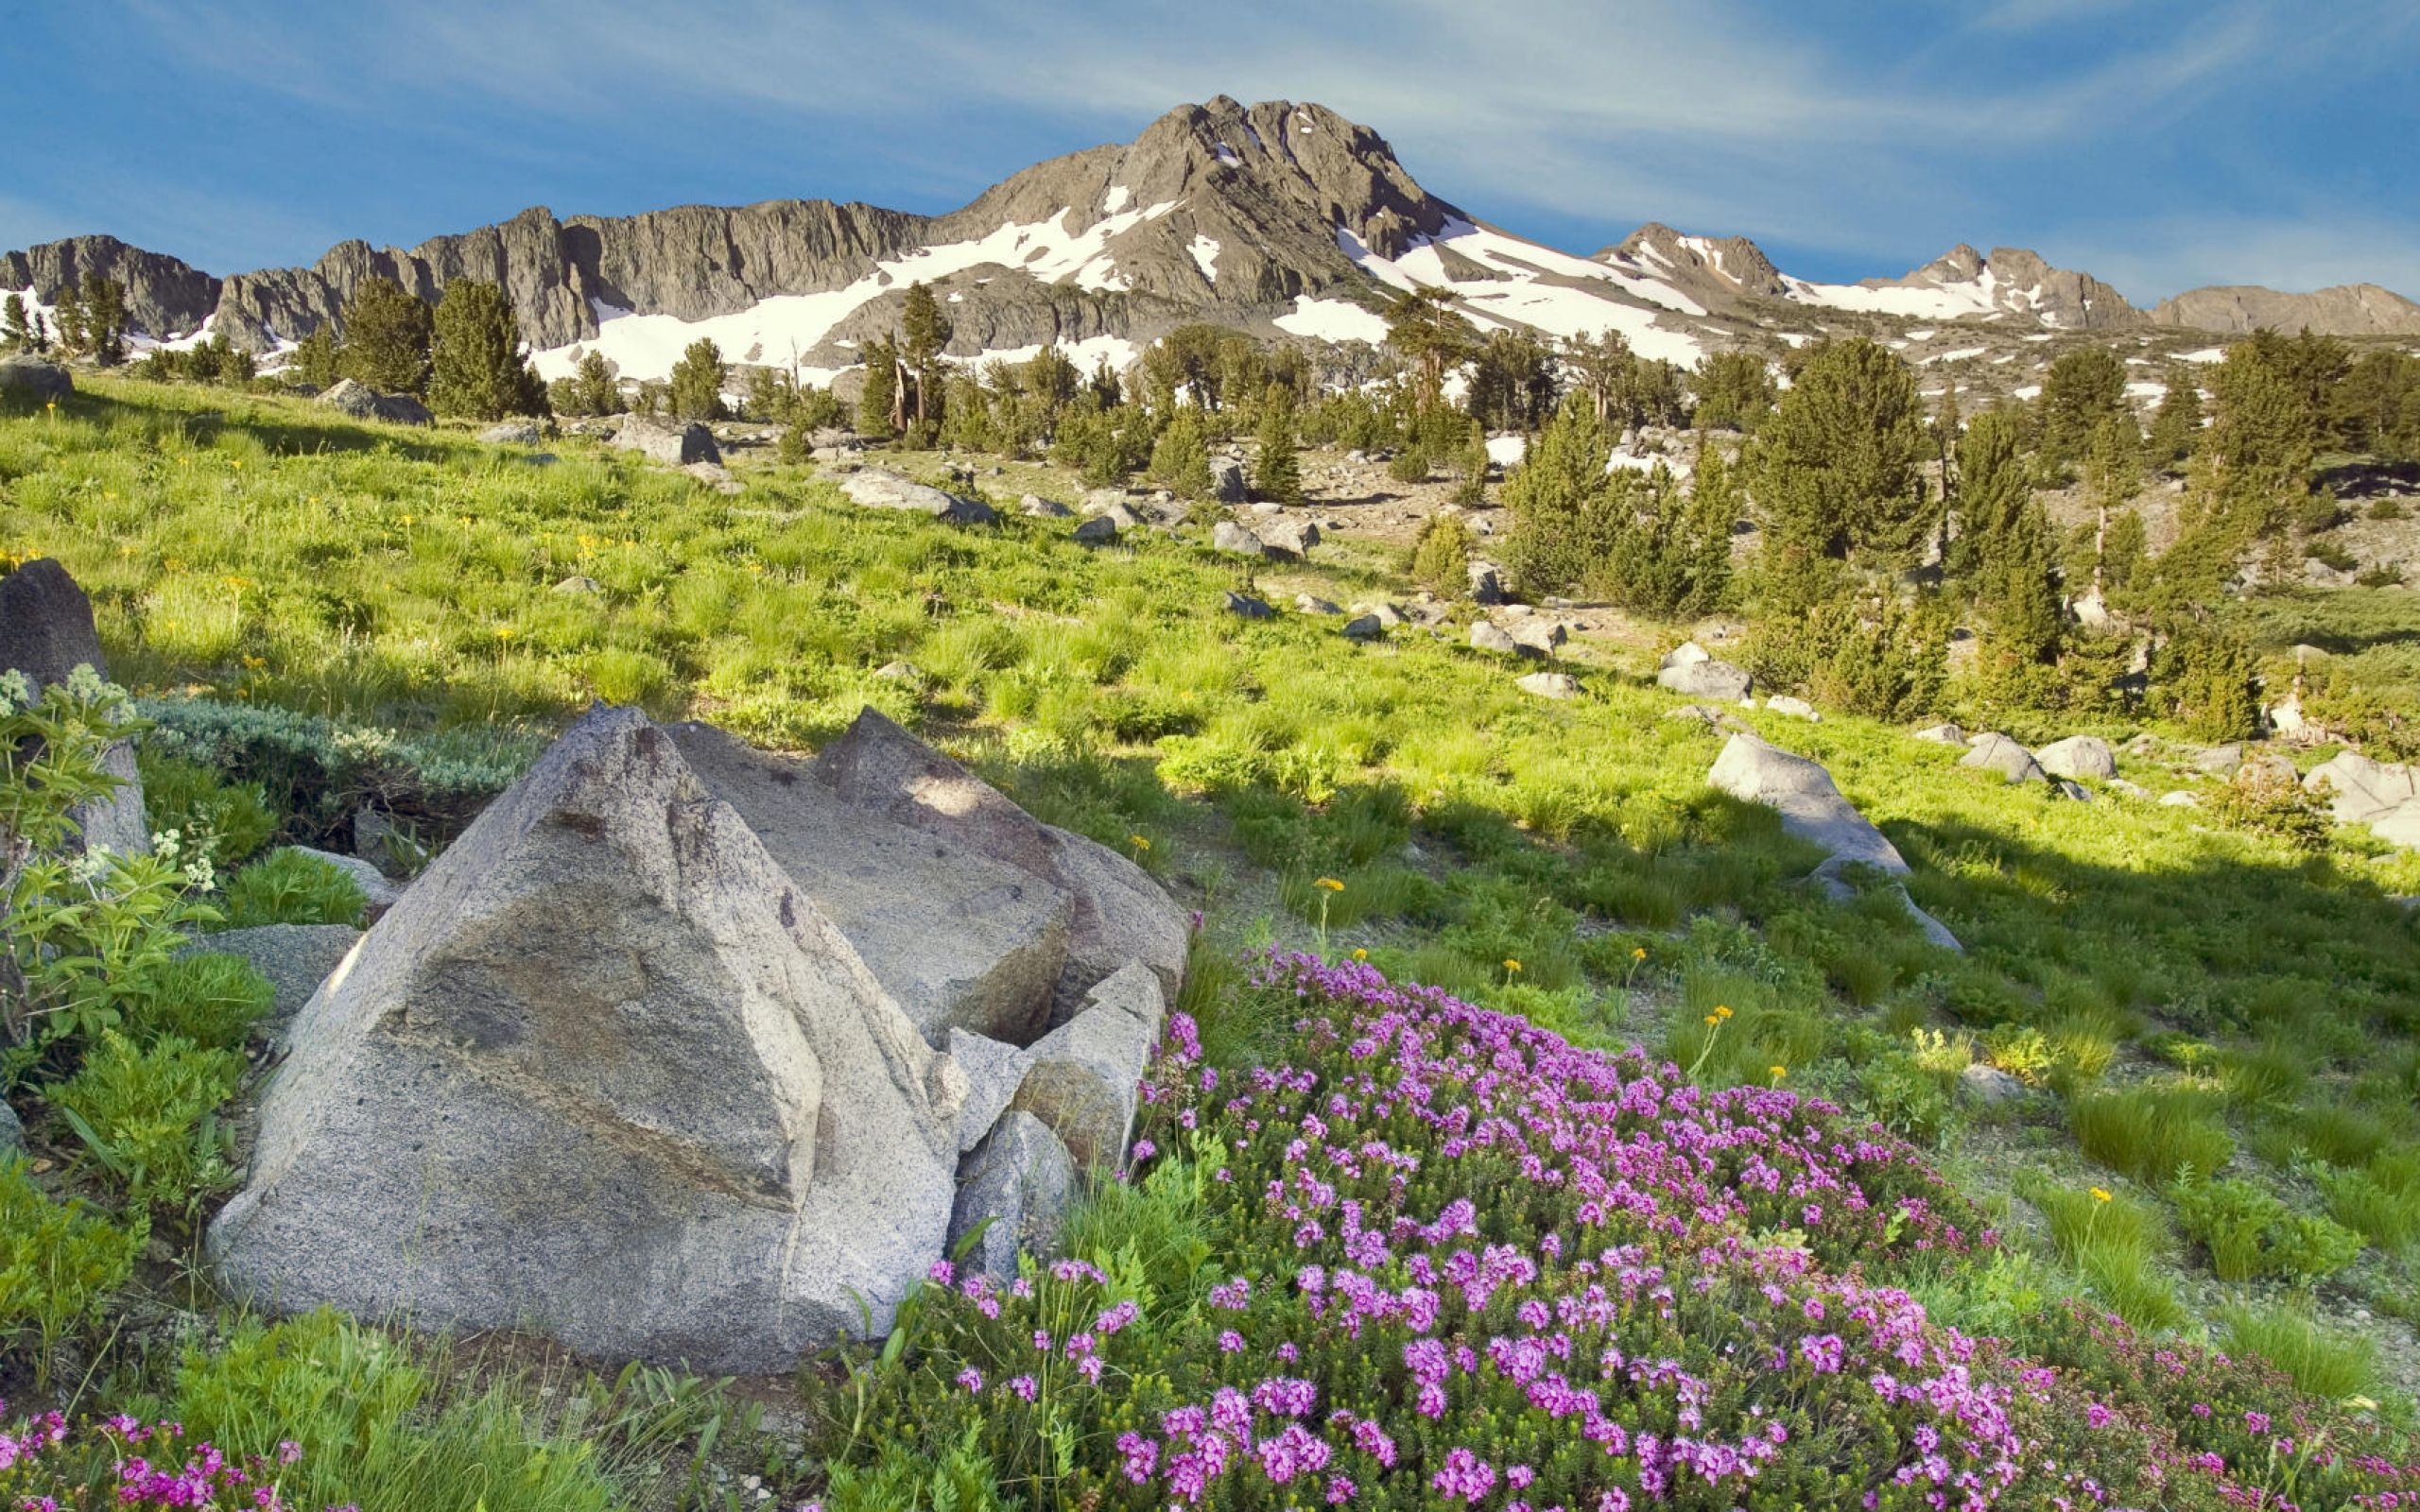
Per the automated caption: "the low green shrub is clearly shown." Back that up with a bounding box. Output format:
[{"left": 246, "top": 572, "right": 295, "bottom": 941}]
[
  {"left": 2173, "top": 1175, "right": 2363, "bottom": 1283},
  {"left": 0, "top": 1159, "right": 143, "bottom": 1377},
  {"left": 134, "top": 749, "right": 280, "bottom": 865},
  {"left": 2318, "top": 1151, "right": 2420, "bottom": 1255},
  {"left": 217, "top": 848, "right": 368, "bottom": 929},
  {"left": 130, "top": 950, "right": 275, "bottom": 1051},
  {"left": 52, "top": 1030, "right": 245, "bottom": 1212}
]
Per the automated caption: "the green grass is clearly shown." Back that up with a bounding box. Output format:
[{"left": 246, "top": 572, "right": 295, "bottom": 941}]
[
  {"left": 9, "top": 374, "right": 2420, "bottom": 1354},
  {"left": 2218, "top": 1303, "right": 2386, "bottom": 1402}
]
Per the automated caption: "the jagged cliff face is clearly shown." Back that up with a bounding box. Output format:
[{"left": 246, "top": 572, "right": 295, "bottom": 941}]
[
  {"left": 0, "top": 235, "right": 219, "bottom": 340},
  {"left": 6, "top": 95, "right": 2417, "bottom": 385}
]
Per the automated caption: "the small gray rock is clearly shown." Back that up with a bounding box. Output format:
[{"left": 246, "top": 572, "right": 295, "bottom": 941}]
[
  {"left": 873, "top": 660, "right": 922, "bottom": 681},
  {"left": 1911, "top": 723, "right": 1967, "bottom": 746},
  {"left": 1019, "top": 493, "right": 1074, "bottom": 518},
  {"left": 1209, "top": 458, "right": 1249, "bottom": 504},
  {"left": 2055, "top": 780, "right": 2093, "bottom": 802},
  {"left": 2159, "top": 789, "right": 2202, "bottom": 807},
  {"left": 2192, "top": 742, "right": 2245, "bottom": 775},
  {"left": 1224, "top": 591, "right": 1275, "bottom": 620},
  {"left": 1213, "top": 520, "right": 1270, "bottom": 558},
  {"left": 1656, "top": 657, "right": 1752, "bottom": 701},
  {"left": 1959, "top": 1064, "right": 2026, "bottom": 1106},
  {"left": 947, "top": 1028, "right": 1034, "bottom": 1154},
  {"left": 1470, "top": 621, "right": 1520, "bottom": 656},
  {"left": 2107, "top": 778, "right": 2150, "bottom": 799},
  {"left": 281, "top": 847, "right": 402, "bottom": 916},
  {"left": 948, "top": 1111, "right": 1077, "bottom": 1280},
  {"left": 1357, "top": 603, "right": 1409, "bottom": 627},
  {"left": 1508, "top": 619, "right": 1568, "bottom": 656},
  {"left": 552, "top": 575, "right": 602, "bottom": 594},
  {"left": 838, "top": 468, "right": 996, "bottom": 524},
  {"left": 0, "top": 1096, "right": 24, "bottom": 1160},
  {"left": 1009, "top": 1002, "right": 1154, "bottom": 1168},
  {"left": 1764, "top": 695, "right": 1820, "bottom": 721},
  {"left": 479, "top": 421, "right": 545, "bottom": 446},
  {"left": 1341, "top": 614, "right": 1385, "bottom": 642},
  {"left": 1258, "top": 515, "right": 1321, "bottom": 558},
  {"left": 1467, "top": 561, "right": 1505, "bottom": 605},
  {"left": 1516, "top": 671, "right": 1580, "bottom": 700},
  {"left": 683, "top": 460, "right": 743, "bottom": 495},
  {"left": 1294, "top": 594, "right": 1343, "bottom": 615},
  {"left": 1072, "top": 514, "right": 1119, "bottom": 543}
]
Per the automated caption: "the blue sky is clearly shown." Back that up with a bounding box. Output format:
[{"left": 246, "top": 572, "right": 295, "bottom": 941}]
[{"left": 7, "top": 0, "right": 2417, "bottom": 303}]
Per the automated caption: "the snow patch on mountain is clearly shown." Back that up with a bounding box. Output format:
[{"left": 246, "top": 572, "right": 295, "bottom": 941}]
[
  {"left": 1786, "top": 266, "right": 2003, "bottom": 321},
  {"left": 1337, "top": 219, "right": 1707, "bottom": 365},
  {"left": 1189, "top": 235, "right": 1221, "bottom": 284},
  {"left": 1274, "top": 296, "right": 1391, "bottom": 344}
]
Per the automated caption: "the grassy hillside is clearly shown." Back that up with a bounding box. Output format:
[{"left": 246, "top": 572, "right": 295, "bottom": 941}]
[{"left": 5, "top": 376, "right": 2420, "bottom": 1501}]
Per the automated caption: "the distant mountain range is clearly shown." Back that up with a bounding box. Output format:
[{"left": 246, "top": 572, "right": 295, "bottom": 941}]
[{"left": 7, "top": 96, "right": 2419, "bottom": 388}]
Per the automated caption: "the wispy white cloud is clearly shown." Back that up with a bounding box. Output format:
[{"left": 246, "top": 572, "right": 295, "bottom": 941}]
[{"left": 51, "top": 0, "right": 2420, "bottom": 298}]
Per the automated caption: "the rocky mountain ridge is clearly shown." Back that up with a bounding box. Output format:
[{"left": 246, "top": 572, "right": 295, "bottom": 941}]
[{"left": 7, "top": 95, "right": 2418, "bottom": 381}]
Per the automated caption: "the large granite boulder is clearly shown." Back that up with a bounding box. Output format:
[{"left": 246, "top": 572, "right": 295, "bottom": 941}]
[
  {"left": 1212, "top": 520, "right": 1270, "bottom": 558},
  {"left": 612, "top": 417, "right": 721, "bottom": 466},
  {"left": 2304, "top": 750, "right": 2417, "bottom": 824},
  {"left": 1961, "top": 732, "right": 2048, "bottom": 785},
  {"left": 668, "top": 723, "right": 1073, "bottom": 1047},
  {"left": 838, "top": 468, "right": 997, "bottom": 524},
  {"left": 809, "top": 710, "right": 1187, "bottom": 1024},
  {"left": 1708, "top": 732, "right": 1960, "bottom": 951},
  {"left": 1209, "top": 458, "right": 1249, "bottom": 504},
  {"left": 2036, "top": 735, "right": 2117, "bottom": 782},
  {"left": 1009, "top": 998, "right": 1154, "bottom": 1167},
  {"left": 208, "top": 707, "right": 967, "bottom": 1374},
  {"left": 0, "top": 559, "right": 147, "bottom": 856},
  {"left": 0, "top": 1095, "right": 23, "bottom": 1160},
  {"left": 0, "top": 354, "right": 73, "bottom": 403}
]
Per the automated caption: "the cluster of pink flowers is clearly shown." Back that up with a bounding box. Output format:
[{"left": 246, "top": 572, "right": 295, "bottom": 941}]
[
  {"left": 0, "top": 1403, "right": 311, "bottom": 1510},
  {"left": 882, "top": 954, "right": 2420, "bottom": 1510}
]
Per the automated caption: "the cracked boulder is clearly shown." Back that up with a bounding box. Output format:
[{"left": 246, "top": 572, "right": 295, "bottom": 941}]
[{"left": 208, "top": 707, "right": 966, "bottom": 1374}]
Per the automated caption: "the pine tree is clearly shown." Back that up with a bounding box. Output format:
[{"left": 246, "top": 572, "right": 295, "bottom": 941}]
[
  {"left": 0, "top": 294, "right": 27, "bottom": 352},
  {"left": 1948, "top": 406, "right": 2030, "bottom": 583},
  {"left": 857, "top": 336, "right": 898, "bottom": 438},
  {"left": 78, "top": 274, "right": 128, "bottom": 366},
  {"left": 1251, "top": 384, "right": 1304, "bottom": 505},
  {"left": 1384, "top": 285, "right": 1474, "bottom": 412},
  {"left": 1689, "top": 350, "right": 1776, "bottom": 433},
  {"left": 2082, "top": 413, "right": 2141, "bottom": 598},
  {"left": 667, "top": 337, "right": 727, "bottom": 422},
  {"left": 1563, "top": 330, "right": 1637, "bottom": 427},
  {"left": 1501, "top": 393, "right": 1618, "bottom": 595},
  {"left": 1977, "top": 498, "right": 2066, "bottom": 709},
  {"left": 900, "top": 282, "right": 952, "bottom": 436},
  {"left": 1680, "top": 438, "right": 1739, "bottom": 617},
  {"left": 428, "top": 280, "right": 547, "bottom": 420},
  {"left": 52, "top": 281, "right": 86, "bottom": 359},
  {"left": 337, "top": 276, "right": 433, "bottom": 395},
  {"left": 1747, "top": 336, "right": 1932, "bottom": 570},
  {"left": 1149, "top": 406, "right": 1214, "bottom": 497},
  {"left": 2145, "top": 366, "right": 2203, "bottom": 469},
  {"left": 1453, "top": 422, "right": 1490, "bottom": 507},
  {"left": 573, "top": 351, "right": 620, "bottom": 415},
  {"left": 290, "top": 324, "right": 343, "bottom": 389},
  {"left": 2039, "top": 346, "right": 2127, "bottom": 467}
]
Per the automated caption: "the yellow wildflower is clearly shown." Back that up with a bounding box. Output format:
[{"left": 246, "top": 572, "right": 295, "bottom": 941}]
[
  {"left": 1716, "top": 1005, "right": 1734, "bottom": 1020},
  {"left": 1315, "top": 877, "right": 1345, "bottom": 892},
  {"left": 1633, "top": 946, "right": 1648, "bottom": 961},
  {"left": 1129, "top": 834, "right": 1151, "bottom": 852},
  {"left": 1770, "top": 1065, "right": 1786, "bottom": 1080},
  {"left": 1351, "top": 948, "right": 1369, "bottom": 962},
  {"left": 2090, "top": 1187, "right": 2113, "bottom": 1204},
  {"left": 1503, "top": 958, "right": 1522, "bottom": 974}
]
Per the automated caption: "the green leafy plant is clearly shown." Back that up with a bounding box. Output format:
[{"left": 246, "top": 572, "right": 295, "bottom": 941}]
[
  {"left": 217, "top": 848, "right": 369, "bottom": 929},
  {"left": 135, "top": 750, "right": 280, "bottom": 866},
  {"left": 0, "top": 1158, "right": 142, "bottom": 1381},
  {"left": 130, "top": 950, "right": 275, "bottom": 1051},
  {"left": 2173, "top": 1174, "right": 2362, "bottom": 1283},
  {"left": 53, "top": 1029, "right": 245, "bottom": 1212}
]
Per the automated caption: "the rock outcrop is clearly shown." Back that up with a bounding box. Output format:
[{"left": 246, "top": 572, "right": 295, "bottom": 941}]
[
  {"left": 611, "top": 417, "right": 720, "bottom": 466},
  {"left": 2152, "top": 284, "right": 2420, "bottom": 338},
  {"left": 0, "top": 559, "right": 147, "bottom": 857},
  {"left": 1961, "top": 732, "right": 2048, "bottom": 785},
  {"left": 2305, "top": 749, "right": 2420, "bottom": 849},
  {"left": 1656, "top": 642, "right": 1751, "bottom": 702},
  {"left": 837, "top": 468, "right": 997, "bottom": 524},
  {"left": 1708, "top": 732, "right": 1960, "bottom": 951},
  {"left": 2036, "top": 735, "right": 2117, "bottom": 782},
  {"left": 315, "top": 379, "right": 432, "bottom": 426},
  {"left": 0, "top": 354, "right": 74, "bottom": 403}
]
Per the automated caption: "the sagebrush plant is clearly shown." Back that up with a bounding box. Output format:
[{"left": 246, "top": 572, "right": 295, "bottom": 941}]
[{"left": 816, "top": 955, "right": 2420, "bottom": 1509}]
